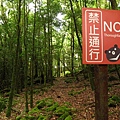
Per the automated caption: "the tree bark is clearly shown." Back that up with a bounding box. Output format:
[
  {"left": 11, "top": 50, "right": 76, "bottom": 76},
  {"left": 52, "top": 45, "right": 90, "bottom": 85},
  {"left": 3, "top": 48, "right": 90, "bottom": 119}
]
[
  {"left": 47, "top": 0, "right": 53, "bottom": 84},
  {"left": 23, "top": 0, "right": 29, "bottom": 112},
  {"left": 69, "top": 0, "right": 82, "bottom": 50},
  {"left": 110, "top": 0, "right": 117, "bottom": 9},
  {"left": 94, "top": 65, "right": 108, "bottom": 120},
  {"left": 71, "top": 21, "right": 74, "bottom": 76},
  {"left": 30, "top": 0, "right": 37, "bottom": 108},
  {"left": 6, "top": 0, "right": 21, "bottom": 117}
]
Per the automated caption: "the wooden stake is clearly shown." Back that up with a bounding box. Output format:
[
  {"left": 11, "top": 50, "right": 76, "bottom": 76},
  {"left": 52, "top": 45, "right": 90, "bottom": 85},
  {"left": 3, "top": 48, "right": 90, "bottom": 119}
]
[{"left": 94, "top": 65, "right": 108, "bottom": 120}]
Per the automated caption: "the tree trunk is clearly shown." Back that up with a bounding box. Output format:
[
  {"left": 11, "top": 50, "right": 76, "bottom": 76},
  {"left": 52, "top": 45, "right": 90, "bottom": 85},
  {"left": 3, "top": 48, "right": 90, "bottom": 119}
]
[
  {"left": 47, "top": 0, "right": 53, "bottom": 84},
  {"left": 71, "top": 21, "right": 74, "bottom": 77},
  {"left": 57, "top": 52, "right": 60, "bottom": 77},
  {"left": 110, "top": 0, "right": 117, "bottom": 9},
  {"left": 88, "top": 65, "right": 95, "bottom": 90},
  {"left": 30, "top": 0, "right": 37, "bottom": 108},
  {"left": 42, "top": 14, "right": 47, "bottom": 85},
  {"left": 6, "top": 0, "right": 21, "bottom": 117},
  {"left": 69, "top": 0, "right": 82, "bottom": 50},
  {"left": 23, "top": 0, "right": 29, "bottom": 112},
  {"left": 94, "top": 65, "right": 108, "bottom": 120}
]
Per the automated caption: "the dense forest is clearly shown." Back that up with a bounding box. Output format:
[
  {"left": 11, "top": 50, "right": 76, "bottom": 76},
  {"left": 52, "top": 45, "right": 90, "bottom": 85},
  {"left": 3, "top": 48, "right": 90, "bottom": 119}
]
[{"left": 0, "top": 0, "right": 120, "bottom": 120}]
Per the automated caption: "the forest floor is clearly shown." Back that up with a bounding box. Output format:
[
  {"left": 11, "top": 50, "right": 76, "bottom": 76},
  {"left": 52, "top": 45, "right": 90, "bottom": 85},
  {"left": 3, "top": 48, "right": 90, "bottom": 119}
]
[{"left": 0, "top": 75, "right": 120, "bottom": 120}]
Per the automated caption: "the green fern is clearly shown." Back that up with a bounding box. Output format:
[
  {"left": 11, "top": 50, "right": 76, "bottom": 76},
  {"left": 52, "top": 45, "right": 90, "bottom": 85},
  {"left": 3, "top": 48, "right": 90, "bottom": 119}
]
[
  {"left": 28, "top": 107, "right": 41, "bottom": 114},
  {"left": 54, "top": 106, "right": 71, "bottom": 116},
  {"left": 57, "top": 112, "right": 69, "bottom": 120},
  {"left": 108, "top": 95, "right": 120, "bottom": 107},
  {"left": 45, "top": 102, "right": 59, "bottom": 112},
  {"left": 65, "top": 115, "right": 72, "bottom": 120},
  {"left": 37, "top": 100, "right": 46, "bottom": 109},
  {"left": 0, "top": 97, "right": 7, "bottom": 112},
  {"left": 38, "top": 114, "right": 48, "bottom": 120}
]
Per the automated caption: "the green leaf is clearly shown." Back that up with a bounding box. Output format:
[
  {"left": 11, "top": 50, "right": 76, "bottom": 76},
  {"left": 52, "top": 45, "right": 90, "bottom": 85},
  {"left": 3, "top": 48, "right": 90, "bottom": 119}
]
[
  {"left": 65, "top": 115, "right": 72, "bottom": 120},
  {"left": 38, "top": 114, "right": 47, "bottom": 120},
  {"left": 45, "top": 102, "right": 59, "bottom": 112},
  {"left": 28, "top": 107, "right": 41, "bottom": 114},
  {"left": 57, "top": 112, "right": 69, "bottom": 120},
  {"left": 37, "top": 100, "right": 46, "bottom": 109},
  {"left": 54, "top": 106, "right": 71, "bottom": 115}
]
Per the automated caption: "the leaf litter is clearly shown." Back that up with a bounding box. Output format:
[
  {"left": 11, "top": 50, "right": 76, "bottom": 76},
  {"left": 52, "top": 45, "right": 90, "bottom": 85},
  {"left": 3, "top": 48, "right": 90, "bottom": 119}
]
[{"left": 0, "top": 76, "right": 120, "bottom": 120}]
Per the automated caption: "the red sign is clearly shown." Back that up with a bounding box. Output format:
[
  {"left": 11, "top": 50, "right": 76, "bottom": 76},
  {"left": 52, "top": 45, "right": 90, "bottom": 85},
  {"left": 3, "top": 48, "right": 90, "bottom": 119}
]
[{"left": 82, "top": 8, "right": 120, "bottom": 64}]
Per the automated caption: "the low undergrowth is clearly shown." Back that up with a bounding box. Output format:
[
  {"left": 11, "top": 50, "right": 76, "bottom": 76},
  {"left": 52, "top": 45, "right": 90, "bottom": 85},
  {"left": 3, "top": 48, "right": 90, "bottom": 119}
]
[
  {"left": 0, "top": 97, "right": 7, "bottom": 112},
  {"left": 108, "top": 95, "right": 120, "bottom": 107},
  {"left": 16, "top": 98, "right": 76, "bottom": 120}
]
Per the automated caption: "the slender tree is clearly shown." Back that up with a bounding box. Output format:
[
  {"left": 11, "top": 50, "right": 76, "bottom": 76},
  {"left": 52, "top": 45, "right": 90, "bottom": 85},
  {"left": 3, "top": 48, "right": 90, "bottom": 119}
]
[
  {"left": 30, "top": 0, "right": 37, "bottom": 108},
  {"left": 47, "top": 0, "right": 53, "bottom": 84},
  {"left": 6, "top": 0, "right": 21, "bottom": 117},
  {"left": 110, "top": 0, "right": 117, "bottom": 9},
  {"left": 69, "top": 0, "right": 82, "bottom": 50},
  {"left": 23, "top": 0, "right": 29, "bottom": 112},
  {"left": 71, "top": 20, "right": 75, "bottom": 76}
]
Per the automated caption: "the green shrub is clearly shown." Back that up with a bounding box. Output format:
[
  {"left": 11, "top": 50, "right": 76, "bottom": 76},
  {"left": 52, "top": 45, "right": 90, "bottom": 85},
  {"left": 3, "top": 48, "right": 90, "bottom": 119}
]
[
  {"left": 0, "top": 97, "right": 7, "bottom": 112},
  {"left": 54, "top": 106, "right": 71, "bottom": 116},
  {"left": 37, "top": 114, "right": 47, "bottom": 120},
  {"left": 25, "top": 115, "right": 36, "bottom": 120},
  {"left": 37, "top": 100, "right": 46, "bottom": 109},
  {"left": 112, "top": 95, "right": 120, "bottom": 102},
  {"left": 65, "top": 115, "right": 72, "bottom": 120},
  {"left": 45, "top": 102, "right": 59, "bottom": 112},
  {"left": 17, "top": 115, "right": 37, "bottom": 120},
  {"left": 16, "top": 115, "right": 22, "bottom": 120},
  {"left": 57, "top": 112, "right": 69, "bottom": 120},
  {"left": 16, "top": 98, "right": 75, "bottom": 120},
  {"left": 28, "top": 107, "right": 41, "bottom": 114},
  {"left": 108, "top": 95, "right": 120, "bottom": 107},
  {"left": 44, "top": 98, "right": 54, "bottom": 107},
  {"left": 36, "top": 98, "right": 54, "bottom": 107}
]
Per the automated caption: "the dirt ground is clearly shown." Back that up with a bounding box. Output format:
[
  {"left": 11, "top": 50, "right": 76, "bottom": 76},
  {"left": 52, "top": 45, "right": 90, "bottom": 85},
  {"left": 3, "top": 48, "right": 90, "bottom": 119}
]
[{"left": 0, "top": 76, "right": 120, "bottom": 120}]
